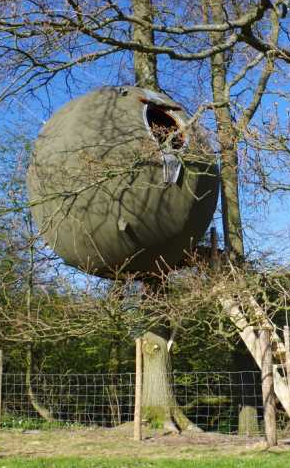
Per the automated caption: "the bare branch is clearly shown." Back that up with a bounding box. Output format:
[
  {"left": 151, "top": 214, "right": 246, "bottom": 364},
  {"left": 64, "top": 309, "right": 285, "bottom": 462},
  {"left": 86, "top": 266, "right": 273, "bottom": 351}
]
[{"left": 239, "top": 9, "right": 279, "bottom": 128}]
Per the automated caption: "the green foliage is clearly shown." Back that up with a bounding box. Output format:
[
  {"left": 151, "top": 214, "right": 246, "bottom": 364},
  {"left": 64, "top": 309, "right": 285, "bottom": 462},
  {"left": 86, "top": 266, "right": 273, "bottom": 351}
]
[
  {"left": 171, "top": 322, "right": 235, "bottom": 373},
  {"left": 2, "top": 334, "right": 135, "bottom": 375}
]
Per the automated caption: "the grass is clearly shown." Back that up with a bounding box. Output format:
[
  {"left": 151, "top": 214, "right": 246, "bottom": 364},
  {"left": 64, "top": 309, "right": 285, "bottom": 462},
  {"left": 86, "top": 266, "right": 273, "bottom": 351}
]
[
  {"left": 1, "top": 454, "right": 290, "bottom": 468},
  {"left": 0, "top": 414, "right": 83, "bottom": 431},
  {"left": 1, "top": 425, "right": 290, "bottom": 467}
]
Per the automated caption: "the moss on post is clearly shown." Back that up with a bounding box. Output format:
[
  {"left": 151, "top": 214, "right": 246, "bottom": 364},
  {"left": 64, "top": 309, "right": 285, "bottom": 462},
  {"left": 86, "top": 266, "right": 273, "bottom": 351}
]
[{"left": 238, "top": 405, "right": 259, "bottom": 436}]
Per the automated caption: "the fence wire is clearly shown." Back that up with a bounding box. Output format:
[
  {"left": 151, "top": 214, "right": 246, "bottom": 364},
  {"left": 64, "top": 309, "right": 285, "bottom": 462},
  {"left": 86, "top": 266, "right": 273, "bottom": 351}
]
[{"left": 1, "top": 371, "right": 288, "bottom": 434}]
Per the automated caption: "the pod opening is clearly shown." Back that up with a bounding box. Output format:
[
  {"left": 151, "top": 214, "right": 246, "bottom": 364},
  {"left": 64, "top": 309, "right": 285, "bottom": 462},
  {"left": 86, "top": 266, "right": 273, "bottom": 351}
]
[{"left": 146, "top": 104, "right": 184, "bottom": 150}]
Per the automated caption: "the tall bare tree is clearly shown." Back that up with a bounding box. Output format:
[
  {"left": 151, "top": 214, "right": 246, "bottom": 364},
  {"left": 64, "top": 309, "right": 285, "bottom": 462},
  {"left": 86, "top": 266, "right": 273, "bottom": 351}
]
[
  {"left": 132, "top": 0, "right": 158, "bottom": 90},
  {"left": 203, "top": 0, "right": 279, "bottom": 259},
  {"left": 131, "top": 0, "right": 197, "bottom": 431}
]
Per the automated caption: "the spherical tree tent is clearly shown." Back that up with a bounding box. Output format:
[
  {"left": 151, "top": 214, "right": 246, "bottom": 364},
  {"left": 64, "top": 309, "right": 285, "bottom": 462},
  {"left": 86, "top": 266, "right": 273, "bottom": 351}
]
[{"left": 27, "top": 86, "right": 219, "bottom": 278}]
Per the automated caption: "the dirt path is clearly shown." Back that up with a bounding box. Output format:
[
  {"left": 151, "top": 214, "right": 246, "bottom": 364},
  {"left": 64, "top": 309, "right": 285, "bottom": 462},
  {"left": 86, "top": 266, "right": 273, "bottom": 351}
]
[{"left": 1, "top": 424, "right": 289, "bottom": 459}]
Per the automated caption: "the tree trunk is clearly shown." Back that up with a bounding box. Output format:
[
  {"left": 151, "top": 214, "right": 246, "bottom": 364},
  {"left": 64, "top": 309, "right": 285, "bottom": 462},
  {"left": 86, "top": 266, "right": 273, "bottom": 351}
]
[
  {"left": 25, "top": 215, "right": 55, "bottom": 423},
  {"left": 107, "top": 340, "right": 121, "bottom": 426},
  {"left": 142, "top": 332, "right": 201, "bottom": 432},
  {"left": 26, "top": 346, "right": 55, "bottom": 423},
  {"left": 132, "top": 3, "right": 200, "bottom": 433},
  {"left": 132, "top": 0, "right": 158, "bottom": 91},
  {"left": 208, "top": 0, "right": 244, "bottom": 260}
]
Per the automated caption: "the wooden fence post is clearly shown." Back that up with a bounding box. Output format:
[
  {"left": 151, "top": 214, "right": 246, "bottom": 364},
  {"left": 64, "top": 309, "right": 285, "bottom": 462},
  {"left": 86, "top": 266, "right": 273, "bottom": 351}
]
[
  {"left": 260, "top": 328, "right": 277, "bottom": 447},
  {"left": 210, "top": 227, "right": 218, "bottom": 270},
  {"left": 283, "top": 326, "right": 290, "bottom": 390},
  {"left": 134, "top": 338, "right": 142, "bottom": 441},
  {"left": 0, "top": 349, "right": 3, "bottom": 423}
]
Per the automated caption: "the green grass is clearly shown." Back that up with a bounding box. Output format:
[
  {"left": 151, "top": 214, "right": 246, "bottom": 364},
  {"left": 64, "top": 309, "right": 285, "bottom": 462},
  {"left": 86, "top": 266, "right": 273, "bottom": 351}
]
[
  {"left": 1, "top": 454, "right": 290, "bottom": 468},
  {"left": 0, "top": 414, "right": 83, "bottom": 430}
]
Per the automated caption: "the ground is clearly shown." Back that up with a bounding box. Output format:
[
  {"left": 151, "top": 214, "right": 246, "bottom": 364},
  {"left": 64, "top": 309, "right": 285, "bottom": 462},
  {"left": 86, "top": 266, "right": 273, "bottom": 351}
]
[{"left": 1, "top": 425, "right": 290, "bottom": 467}]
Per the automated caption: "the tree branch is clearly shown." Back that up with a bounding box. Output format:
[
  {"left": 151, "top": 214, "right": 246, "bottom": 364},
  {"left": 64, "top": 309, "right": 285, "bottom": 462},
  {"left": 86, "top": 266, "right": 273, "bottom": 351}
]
[
  {"left": 240, "top": 21, "right": 290, "bottom": 64},
  {"left": 239, "top": 9, "right": 279, "bottom": 128},
  {"left": 108, "top": 0, "right": 272, "bottom": 34}
]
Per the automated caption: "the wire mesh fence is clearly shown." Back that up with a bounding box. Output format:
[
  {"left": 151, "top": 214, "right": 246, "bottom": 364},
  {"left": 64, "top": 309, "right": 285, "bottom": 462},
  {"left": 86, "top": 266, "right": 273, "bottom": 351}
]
[{"left": 1, "top": 371, "right": 288, "bottom": 434}]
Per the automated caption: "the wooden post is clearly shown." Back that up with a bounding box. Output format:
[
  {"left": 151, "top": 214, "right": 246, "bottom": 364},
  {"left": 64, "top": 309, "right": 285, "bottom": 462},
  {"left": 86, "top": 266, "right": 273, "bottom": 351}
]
[
  {"left": 260, "top": 328, "right": 277, "bottom": 447},
  {"left": 283, "top": 326, "right": 290, "bottom": 390},
  {"left": 134, "top": 338, "right": 142, "bottom": 441},
  {"left": 210, "top": 227, "right": 218, "bottom": 270},
  {"left": 0, "top": 349, "right": 3, "bottom": 423}
]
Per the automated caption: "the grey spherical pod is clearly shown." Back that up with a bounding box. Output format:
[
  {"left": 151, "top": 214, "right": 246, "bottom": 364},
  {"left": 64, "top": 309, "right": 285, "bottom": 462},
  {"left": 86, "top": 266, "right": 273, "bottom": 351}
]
[{"left": 27, "top": 86, "right": 219, "bottom": 277}]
